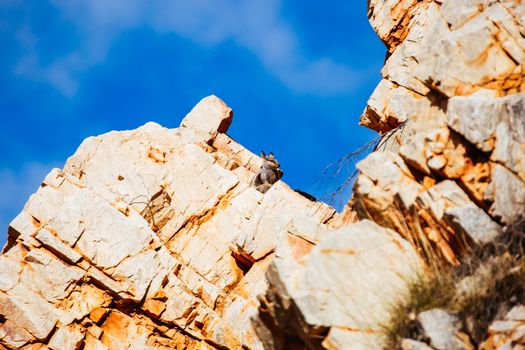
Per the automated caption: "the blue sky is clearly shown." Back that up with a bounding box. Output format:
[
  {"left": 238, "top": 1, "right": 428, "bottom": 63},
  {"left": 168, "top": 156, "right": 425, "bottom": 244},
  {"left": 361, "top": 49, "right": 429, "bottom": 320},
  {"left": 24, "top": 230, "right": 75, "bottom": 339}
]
[{"left": 0, "top": 1, "right": 385, "bottom": 245}]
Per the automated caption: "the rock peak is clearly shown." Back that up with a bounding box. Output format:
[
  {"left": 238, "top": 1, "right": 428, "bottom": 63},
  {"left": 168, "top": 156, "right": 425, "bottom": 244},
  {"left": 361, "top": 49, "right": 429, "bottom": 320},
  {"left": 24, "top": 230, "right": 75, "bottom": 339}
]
[{"left": 180, "top": 94, "right": 233, "bottom": 136}]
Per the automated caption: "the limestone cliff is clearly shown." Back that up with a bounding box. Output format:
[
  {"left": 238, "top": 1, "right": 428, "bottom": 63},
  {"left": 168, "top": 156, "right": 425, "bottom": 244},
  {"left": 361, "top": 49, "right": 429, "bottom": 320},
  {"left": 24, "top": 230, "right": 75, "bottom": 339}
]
[{"left": 1, "top": 1, "right": 524, "bottom": 350}]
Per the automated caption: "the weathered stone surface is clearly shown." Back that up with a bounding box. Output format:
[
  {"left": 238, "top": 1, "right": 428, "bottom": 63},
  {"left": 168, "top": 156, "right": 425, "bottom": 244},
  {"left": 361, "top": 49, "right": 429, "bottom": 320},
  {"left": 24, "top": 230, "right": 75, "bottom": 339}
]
[
  {"left": 180, "top": 95, "right": 233, "bottom": 140},
  {"left": 359, "top": 0, "right": 525, "bottom": 273},
  {"left": 418, "top": 180, "right": 502, "bottom": 246},
  {"left": 34, "top": 228, "right": 82, "bottom": 264},
  {"left": 1, "top": 0, "right": 525, "bottom": 347},
  {"left": 379, "top": 2, "right": 525, "bottom": 98},
  {"left": 485, "top": 164, "right": 525, "bottom": 225},
  {"left": 0, "top": 320, "right": 33, "bottom": 349},
  {"left": 48, "top": 324, "right": 84, "bottom": 350},
  {"left": 0, "top": 245, "right": 24, "bottom": 292},
  {"left": 448, "top": 93, "right": 525, "bottom": 182},
  {"left": 367, "top": 0, "right": 424, "bottom": 51},
  {"left": 417, "top": 309, "right": 468, "bottom": 350},
  {"left": 0, "top": 96, "right": 352, "bottom": 349},
  {"left": 256, "top": 220, "right": 424, "bottom": 349},
  {"left": 354, "top": 151, "right": 503, "bottom": 264},
  {"left": 0, "top": 285, "right": 60, "bottom": 340}
]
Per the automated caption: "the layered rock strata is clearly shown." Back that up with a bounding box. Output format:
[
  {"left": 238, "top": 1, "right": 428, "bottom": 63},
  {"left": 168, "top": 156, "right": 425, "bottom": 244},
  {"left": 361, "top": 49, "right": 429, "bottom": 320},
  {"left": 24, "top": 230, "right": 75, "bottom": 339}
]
[
  {"left": 358, "top": 0, "right": 525, "bottom": 261},
  {"left": 0, "top": 95, "right": 422, "bottom": 349},
  {"left": 1, "top": 0, "right": 524, "bottom": 349},
  {"left": 258, "top": 0, "right": 525, "bottom": 348}
]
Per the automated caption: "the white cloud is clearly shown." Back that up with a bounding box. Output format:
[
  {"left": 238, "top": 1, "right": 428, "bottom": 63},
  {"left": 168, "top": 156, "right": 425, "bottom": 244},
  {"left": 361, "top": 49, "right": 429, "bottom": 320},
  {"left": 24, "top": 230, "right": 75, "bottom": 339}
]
[
  {"left": 13, "top": 0, "right": 360, "bottom": 96},
  {"left": 0, "top": 162, "right": 59, "bottom": 242}
]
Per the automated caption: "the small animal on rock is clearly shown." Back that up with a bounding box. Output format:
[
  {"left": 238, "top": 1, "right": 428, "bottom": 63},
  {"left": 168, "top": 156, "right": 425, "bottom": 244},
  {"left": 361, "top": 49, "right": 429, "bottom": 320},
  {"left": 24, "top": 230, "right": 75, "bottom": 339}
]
[{"left": 251, "top": 151, "right": 283, "bottom": 193}]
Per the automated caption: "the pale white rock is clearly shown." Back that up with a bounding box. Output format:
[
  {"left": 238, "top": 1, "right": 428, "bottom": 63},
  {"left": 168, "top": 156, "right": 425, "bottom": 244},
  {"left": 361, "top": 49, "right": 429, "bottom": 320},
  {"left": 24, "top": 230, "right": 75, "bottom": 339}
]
[
  {"left": 322, "top": 327, "right": 384, "bottom": 350},
  {"left": 258, "top": 220, "right": 423, "bottom": 348},
  {"left": 399, "top": 121, "right": 449, "bottom": 175},
  {"left": 85, "top": 264, "right": 127, "bottom": 295},
  {"left": 506, "top": 305, "right": 525, "bottom": 322},
  {"left": 428, "top": 155, "right": 447, "bottom": 171},
  {"left": 157, "top": 143, "right": 240, "bottom": 242},
  {"left": 362, "top": 78, "right": 446, "bottom": 135},
  {"left": 110, "top": 247, "right": 176, "bottom": 302},
  {"left": 448, "top": 93, "right": 525, "bottom": 182},
  {"left": 5, "top": 211, "right": 40, "bottom": 250},
  {"left": 159, "top": 274, "right": 233, "bottom": 345},
  {"left": 231, "top": 181, "right": 334, "bottom": 262},
  {"left": 23, "top": 182, "right": 85, "bottom": 247},
  {"left": 367, "top": 0, "right": 420, "bottom": 45},
  {"left": 62, "top": 122, "right": 181, "bottom": 216},
  {"left": 180, "top": 95, "right": 233, "bottom": 140},
  {"left": 166, "top": 186, "right": 261, "bottom": 289},
  {"left": 58, "top": 283, "right": 111, "bottom": 324},
  {"left": 0, "top": 95, "right": 356, "bottom": 349},
  {"left": 512, "top": 325, "right": 525, "bottom": 343},
  {"left": 417, "top": 309, "right": 465, "bottom": 350},
  {"left": 34, "top": 228, "right": 82, "bottom": 264},
  {"left": 445, "top": 206, "right": 502, "bottom": 245},
  {"left": 485, "top": 164, "right": 525, "bottom": 225},
  {"left": 447, "top": 95, "right": 504, "bottom": 152},
  {"left": 381, "top": 3, "right": 448, "bottom": 96},
  {"left": 24, "top": 185, "right": 65, "bottom": 227},
  {"left": 285, "top": 214, "right": 330, "bottom": 244},
  {"left": 296, "top": 220, "right": 422, "bottom": 328},
  {"left": 48, "top": 324, "right": 84, "bottom": 350},
  {"left": 496, "top": 341, "right": 513, "bottom": 350},
  {"left": 382, "top": 2, "right": 523, "bottom": 97},
  {"left": 160, "top": 261, "right": 224, "bottom": 310},
  {"left": 0, "top": 244, "right": 24, "bottom": 292},
  {"left": 440, "top": 0, "right": 494, "bottom": 30},
  {"left": 489, "top": 320, "right": 522, "bottom": 334},
  {"left": 74, "top": 195, "right": 154, "bottom": 269},
  {"left": 42, "top": 167, "right": 65, "bottom": 188},
  {"left": 417, "top": 180, "right": 502, "bottom": 245},
  {"left": 0, "top": 285, "right": 61, "bottom": 340},
  {"left": 63, "top": 122, "right": 240, "bottom": 244},
  {"left": 0, "top": 320, "right": 33, "bottom": 349},
  {"left": 19, "top": 249, "right": 83, "bottom": 302},
  {"left": 356, "top": 151, "right": 423, "bottom": 207}
]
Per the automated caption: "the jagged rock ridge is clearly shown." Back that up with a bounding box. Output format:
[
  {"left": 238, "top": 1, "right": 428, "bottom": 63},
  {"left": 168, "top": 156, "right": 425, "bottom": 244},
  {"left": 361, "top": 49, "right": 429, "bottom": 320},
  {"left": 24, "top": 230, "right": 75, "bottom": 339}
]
[
  {"left": 1, "top": 0, "right": 524, "bottom": 349},
  {"left": 0, "top": 95, "right": 366, "bottom": 349}
]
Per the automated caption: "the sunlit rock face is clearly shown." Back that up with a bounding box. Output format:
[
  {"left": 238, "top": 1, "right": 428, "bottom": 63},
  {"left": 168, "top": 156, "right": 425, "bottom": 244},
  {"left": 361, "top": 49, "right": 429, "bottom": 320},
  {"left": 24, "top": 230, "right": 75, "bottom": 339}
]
[
  {"left": 0, "top": 95, "right": 366, "bottom": 350},
  {"left": 357, "top": 0, "right": 524, "bottom": 260},
  {"left": 0, "top": 94, "right": 424, "bottom": 350},
  {"left": 1, "top": 1, "right": 524, "bottom": 349},
  {"left": 257, "top": 0, "right": 524, "bottom": 347}
]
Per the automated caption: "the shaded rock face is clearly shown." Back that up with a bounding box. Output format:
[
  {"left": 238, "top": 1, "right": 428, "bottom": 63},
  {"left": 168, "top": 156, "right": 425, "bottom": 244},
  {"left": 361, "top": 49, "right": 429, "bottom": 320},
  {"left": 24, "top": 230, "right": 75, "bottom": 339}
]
[{"left": 0, "top": 1, "right": 524, "bottom": 350}]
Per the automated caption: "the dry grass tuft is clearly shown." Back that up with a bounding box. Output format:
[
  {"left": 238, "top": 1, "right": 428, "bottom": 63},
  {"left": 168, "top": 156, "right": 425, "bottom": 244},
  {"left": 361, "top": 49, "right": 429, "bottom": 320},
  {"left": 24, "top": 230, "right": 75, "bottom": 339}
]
[{"left": 383, "top": 217, "right": 525, "bottom": 349}]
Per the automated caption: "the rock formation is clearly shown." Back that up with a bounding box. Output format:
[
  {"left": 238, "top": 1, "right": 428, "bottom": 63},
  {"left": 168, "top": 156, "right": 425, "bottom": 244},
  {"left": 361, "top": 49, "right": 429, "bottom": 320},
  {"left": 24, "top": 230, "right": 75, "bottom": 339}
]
[{"left": 1, "top": 1, "right": 524, "bottom": 349}]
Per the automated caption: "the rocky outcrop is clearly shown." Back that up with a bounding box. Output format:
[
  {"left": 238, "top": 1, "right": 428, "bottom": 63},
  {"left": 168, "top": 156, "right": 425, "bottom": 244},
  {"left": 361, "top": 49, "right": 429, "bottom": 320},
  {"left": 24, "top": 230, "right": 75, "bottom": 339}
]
[
  {"left": 0, "top": 94, "right": 421, "bottom": 349},
  {"left": 1, "top": 1, "right": 524, "bottom": 349},
  {"left": 0, "top": 96, "right": 343, "bottom": 349},
  {"left": 358, "top": 0, "right": 525, "bottom": 258},
  {"left": 257, "top": 0, "right": 525, "bottom": 348}
]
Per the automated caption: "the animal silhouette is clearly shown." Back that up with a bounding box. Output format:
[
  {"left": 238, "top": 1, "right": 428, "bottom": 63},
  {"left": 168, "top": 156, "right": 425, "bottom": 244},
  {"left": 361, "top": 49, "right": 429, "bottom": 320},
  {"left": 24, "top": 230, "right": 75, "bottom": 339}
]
[{"left": 251, "top": 151, "right": 283, "bottom": 193}]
